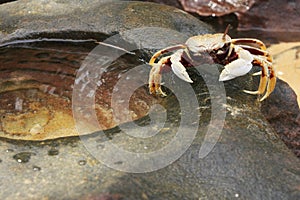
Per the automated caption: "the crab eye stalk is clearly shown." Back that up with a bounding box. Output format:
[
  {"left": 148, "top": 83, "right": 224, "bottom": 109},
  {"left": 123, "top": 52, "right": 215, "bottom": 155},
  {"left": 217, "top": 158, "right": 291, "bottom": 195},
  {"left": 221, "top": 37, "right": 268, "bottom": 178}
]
[{"left": 222, "top": 25, "right": 231, "bottom": 41}]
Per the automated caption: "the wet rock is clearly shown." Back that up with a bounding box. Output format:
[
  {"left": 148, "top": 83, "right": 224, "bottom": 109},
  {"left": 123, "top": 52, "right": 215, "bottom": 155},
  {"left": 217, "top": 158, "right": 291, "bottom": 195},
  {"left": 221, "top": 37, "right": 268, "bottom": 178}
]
[
  {"left": 179, "top": 0, "right": 255, "bottom": 17},
  {"left": 136, "top": 0, "right": 256, "bottom": 17},
  {"left": 264, "top": 42, "right": 300, "bottom": 157},
  {"left": 144, "top": 0, "right": 300, "bottom": 42},
  {"left": 237, "top": 0, "right": 300, "bottom": 35},
  {"left": 178, "top": 0, "right": 300, "bottom": 42},
  {"left": 262, "top": 79, "right": 300, "bottom": 157},
  {"left": 0, "top": 1, "right": 299, "bottom": 200},
  {"left": 0, "top": 0, "right": 212, "bottom": 43},
  {"left": 130, "top": 0, "right": 183, "bottom": 9},
  {"left": 0, "top": 0, "right": 212, "bottom": 140},
  {"left": 0, "top": 0, "right": 16, "bottom": 4}
]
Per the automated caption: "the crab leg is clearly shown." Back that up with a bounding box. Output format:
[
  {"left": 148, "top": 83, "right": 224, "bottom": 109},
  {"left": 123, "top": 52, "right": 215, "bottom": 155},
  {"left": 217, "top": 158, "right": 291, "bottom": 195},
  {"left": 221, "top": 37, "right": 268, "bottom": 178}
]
[
  {"left": 232, "top": 38, "right": 267, "bottom": 51},
  {"left": 149, "top": 44, "right": 187, "bottom": 65},
  {"left": 149, "top": 44, "right": 188, "bottom": 96},
  {"left": 260, "top": 65, "right": 276, "bottom": 101},
  {"left": 148, "top": 56, "right": 171, "bottom": 96},
  {"left": 237, "top": 44, "right": 276, "bottom": 101},
  {"left": 238, "top": 44, "right": 273, "bottom": 62},
  {"left": 243, "top": 56, "right": 276, "bottom": 101},
  {"left": 243, "top": 57, "right": 269, "bottom": 95}
]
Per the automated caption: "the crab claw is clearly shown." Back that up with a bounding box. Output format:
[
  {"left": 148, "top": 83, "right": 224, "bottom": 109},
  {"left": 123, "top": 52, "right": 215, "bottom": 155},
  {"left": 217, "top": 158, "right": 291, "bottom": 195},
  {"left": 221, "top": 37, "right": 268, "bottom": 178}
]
[
  {"left": 219, "top": 62, "right": 252, "bottom": 81},
  {"left": 170, "top": 51, "right": 193, "bottom": 83},
  {"left": 219, "top": 47, "right": 253, "bottom": 81}
]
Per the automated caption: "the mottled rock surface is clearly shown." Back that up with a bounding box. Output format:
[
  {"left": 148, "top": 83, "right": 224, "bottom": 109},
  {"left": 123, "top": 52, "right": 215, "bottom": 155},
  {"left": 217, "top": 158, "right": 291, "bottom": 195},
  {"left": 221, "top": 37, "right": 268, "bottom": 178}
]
[
  {"left": 0, "top": 0, "right": 211, "bottom": 43},
  {"left": 0, "top": 1, "right": 299, "bottom": 200},
  {"left": 179, "top": 0, "right": 255, "bottom": 17},
  {"left": 262, "top": 79, "right": 300, "bottom": 157}
]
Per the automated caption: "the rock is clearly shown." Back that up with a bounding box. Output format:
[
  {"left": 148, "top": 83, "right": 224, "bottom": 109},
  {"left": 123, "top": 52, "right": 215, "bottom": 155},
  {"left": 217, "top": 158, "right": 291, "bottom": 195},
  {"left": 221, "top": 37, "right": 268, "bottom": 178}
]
[
  {"left": 0, "top": 0, "right": 16, "bottom": 5},
  {"left": 262, "top": 79, "right": 300, "bottom": 157},
  {"left": 0, "top": 0, "right": 212, "bottom": 43},
  {"left": 142, "top": 0, "right": 300, "bottom": 42},
  {"left": 0, "top": 0, "right": 212, "bottom": 140},
  {"left": 262, "top": 42, "right": 300, "bottom": 158},
  {"left": 128, "top": 0, "right": 183, "bottom": 9},
  {"left": 0, "top": 1, "right": 299, "bottom": 200},
  {"left": 237, "top": 0, "right": 300, "bottom": 40},
  {"left": 178, "top": 0, "right": 255, "bottom": 17}
]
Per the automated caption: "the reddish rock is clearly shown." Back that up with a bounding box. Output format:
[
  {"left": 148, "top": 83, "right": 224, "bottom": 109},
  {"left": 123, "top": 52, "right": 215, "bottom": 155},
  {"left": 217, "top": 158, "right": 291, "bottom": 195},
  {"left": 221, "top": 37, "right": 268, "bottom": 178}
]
[{"left": 179, "top": 0, "right": 255, "bottom": 16}]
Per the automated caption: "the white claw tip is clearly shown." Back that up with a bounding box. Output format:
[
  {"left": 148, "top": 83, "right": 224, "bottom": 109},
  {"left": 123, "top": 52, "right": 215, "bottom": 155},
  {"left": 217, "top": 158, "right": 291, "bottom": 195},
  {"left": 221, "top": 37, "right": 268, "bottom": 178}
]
[
  {"left": 243, "top": 90, "right": 259, "bottom": 95},
  {"left": 219, "top": 73, "right": 236, "bottom": 81},
  {"left": 186, "top": 78, "right": 193, "bottom": 83},
  {"left": 259, "top": 94, "right": 269, "bottom": 101}
]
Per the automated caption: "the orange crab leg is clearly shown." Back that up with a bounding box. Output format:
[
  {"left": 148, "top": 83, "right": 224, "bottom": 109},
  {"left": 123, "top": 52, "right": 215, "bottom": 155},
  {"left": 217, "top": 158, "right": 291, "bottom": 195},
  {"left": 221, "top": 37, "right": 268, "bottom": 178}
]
[
  {"left": 236, "top": 43, "right": 276, "bottom": 100},
  {"left": 243, "top": 54, "right": 276, "bottom": 101},
  {"left": 231, "top": 38, "right": 267, "bottom": 51},
  {"left": 238, "top": 45, "right": 273, "bottom": 62},
  {"left": 243, "top": 58, "right": 268, "bottom": 95},
  {"left": 260, "top": 66, "right": 276, "bottom": 101},
  {"left": 149, "top": 44, "right": 188, "bottom": 96},
  {"left": 149, "top": 44, "right": 187, "bottom": 65},
  {"left": 149, "top": 56, "right": 171, "bottom": 96}
]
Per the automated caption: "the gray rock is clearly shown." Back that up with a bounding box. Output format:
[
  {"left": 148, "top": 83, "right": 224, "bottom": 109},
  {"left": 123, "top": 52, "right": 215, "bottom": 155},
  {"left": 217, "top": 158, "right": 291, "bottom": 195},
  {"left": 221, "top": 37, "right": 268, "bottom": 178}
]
[
  {"left": 0, "top": 0, "right": 212, "bottom": 43},
  {"left": 0, "top": 1, "right": 299, "bottom": 200}
]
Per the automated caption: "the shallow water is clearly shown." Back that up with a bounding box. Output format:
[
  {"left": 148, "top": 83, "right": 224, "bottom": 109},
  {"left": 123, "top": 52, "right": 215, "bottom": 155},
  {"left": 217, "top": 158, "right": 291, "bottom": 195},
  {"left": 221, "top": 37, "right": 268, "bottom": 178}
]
[
  {"left": 0, "top": 41, "right": 86, "bottom": 140},
  {"left": 0, "top": 40, "right": 158, "bottom": 140}
]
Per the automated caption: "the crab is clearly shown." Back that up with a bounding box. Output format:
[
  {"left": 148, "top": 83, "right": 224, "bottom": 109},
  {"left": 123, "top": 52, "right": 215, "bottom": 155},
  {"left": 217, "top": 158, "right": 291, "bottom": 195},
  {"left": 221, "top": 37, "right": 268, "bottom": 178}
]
[{"left": 148, "top": 28, "right": 276, "bottom": 101}]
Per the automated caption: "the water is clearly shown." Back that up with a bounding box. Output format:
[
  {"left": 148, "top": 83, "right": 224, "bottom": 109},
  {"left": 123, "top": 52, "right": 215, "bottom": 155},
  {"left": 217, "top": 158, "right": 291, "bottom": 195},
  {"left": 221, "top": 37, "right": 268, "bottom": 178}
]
[
  {"left": 13, "top": 152, "right": 35, "bottom": 163},
  {"left": 0, "top": 40, "right": 92, "bottom": 140},
  {"left": 78, "top": 160, "right": 87, "bottom": 166},
  {"left": 33, "top": 165, "right": 41, "bottom": 171},
  {"left": 0, "top": 39, "right": 159, "bottom": 140},
  {"left": 48, "top": 148, "right": 59, "bottom": 156}
]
